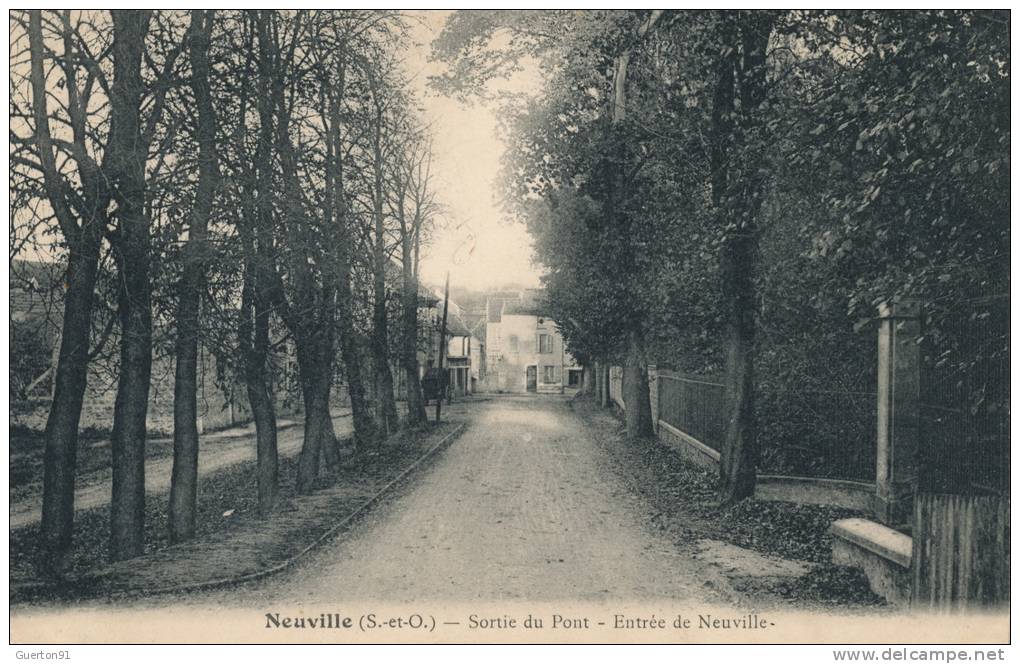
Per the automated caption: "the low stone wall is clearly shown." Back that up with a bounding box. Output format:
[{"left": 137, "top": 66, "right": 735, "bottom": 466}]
[
  {"left": 657, "top": 420, "right": 720, "bottom": 470},
  {"left": 757, "top": 475, "right": 875, "bottom": 512},
  {"left": 657, "top": 419, "right": 877, "bottom": 512},
  {"left": 830, "top": 518, "right": 912, "bottom": 605},
  {"left": 11, "top": 360, "right": 349, "bottom": 437}
]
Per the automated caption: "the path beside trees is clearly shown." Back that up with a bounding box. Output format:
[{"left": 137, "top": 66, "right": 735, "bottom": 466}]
[{"left": 10, "top": 410, "right": 352, "bottom": 530}]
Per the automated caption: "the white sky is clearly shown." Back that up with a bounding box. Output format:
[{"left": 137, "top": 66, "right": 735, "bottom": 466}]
[{"left": 403, "top": 11, "right": 544, "bottom": 292}]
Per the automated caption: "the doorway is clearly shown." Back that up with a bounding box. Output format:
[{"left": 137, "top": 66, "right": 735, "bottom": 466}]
[{"left": 526, "top": 365, "right": 537, "bottom": 392}]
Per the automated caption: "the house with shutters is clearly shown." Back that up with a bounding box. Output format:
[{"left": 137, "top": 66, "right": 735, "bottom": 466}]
[{"left": 482, "top": 294, "right": 582, "bottom": 394}]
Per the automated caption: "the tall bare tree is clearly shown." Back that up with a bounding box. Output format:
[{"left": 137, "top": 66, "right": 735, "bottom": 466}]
[
  {"left": 168, "top": 9, "right": 220, "bottom": 543},
  {"left": 365, "top": 65, "right": 401, "bottom": 436},
  {"left": 389, "top": 128, "right": 439, "bottom": 427},
  {"left": 105, "top": 9, "right": 185, "bottom": 561},
  {"left": 21, "top": 10, "right": 114, "bottom": 574}
]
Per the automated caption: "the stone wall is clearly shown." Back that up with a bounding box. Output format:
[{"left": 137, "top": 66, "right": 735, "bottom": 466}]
[{"left": 10, "top": 345, "right": 254, "bottom": 436}]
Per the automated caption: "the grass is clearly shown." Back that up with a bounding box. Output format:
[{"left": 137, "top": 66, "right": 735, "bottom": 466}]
[{"left": 10, "top": 421, "right": 459, "bottom": 604}]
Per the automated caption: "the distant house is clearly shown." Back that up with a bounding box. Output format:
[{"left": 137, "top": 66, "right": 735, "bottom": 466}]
[
  {"left": 466, "top": 314, "right": 487, "bottom": 393},
  {"left": 443, "top": 313, "right": 474, "bottom": 397},
  {"left": 482, "top": 296, "right": 581, "bottom": 394},
  {"left": 393, "top": 281, "right": 483, "bottom": 400}
]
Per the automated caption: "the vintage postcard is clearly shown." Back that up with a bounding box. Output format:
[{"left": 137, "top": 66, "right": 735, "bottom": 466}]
[{"left": 7, "top": 8, "right": 1010, "bottom": 650}]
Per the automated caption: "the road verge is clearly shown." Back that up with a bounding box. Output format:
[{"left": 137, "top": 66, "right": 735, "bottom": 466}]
[{"left": 11, "top": 421, "right": 465, "bottom": 604}]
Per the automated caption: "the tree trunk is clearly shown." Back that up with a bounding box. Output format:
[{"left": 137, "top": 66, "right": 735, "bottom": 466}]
[
  {"left": 403, "top": 362, "right": 427, "bottom": 424},
  {"left": 717, "top": 227, "right": 757, "bottom": 503},
  {"left": 369, "top": 95, "right": 399, "bottom": 435},
  {"left": 622, "top": 329, "right": 655, "bottom": 439},
  {"left": 169, "top": 271, "right": 201, "bottom": 543},
  {"left": 169, "top": 10, "right": 218, "bottom": 544},
  {"left": 401, "top": 245, "right": 427, "bottom": 427},
  {"left": 581, "top": 364, "right": 595, "bottom": 396},
  {"left": 318, "top": 390, "right": 342, "bottom": 471},
  {"left": 338, "top": 264, "right": 377, "bottom": 448},
  {"left": 290, "top": 273, "right": 344, "bottom": 490},
  {"left": 28, "top": 9, "right": 110, "bottom": 575},
  {"left": 38, "top": 239, "right": 102, "bottom": 575},
  {"left": 710, "top": 12, "right": 772, "bottom": 505},
  {"left": 107, "top": 10, "right": 154, "bottom": 562},
  {"left": 598, "top": 361, "right": 610, "bottom": 408},
  {"left": 606, "top": 14, "right": 660, "bottom": 435},
  {"left": 295, "top": 341, "right": 335, "bottom": 493},
  {"left": 340, "top": 331, "right": 375, "bottom": 447},
  {"left": 240, "top": 259, "right": 278, "bottom": 517},
  {"left": 372, "top": 261, "right": 399, "bottom": 434},
  {"left": 318, "top": 312, "right": 343, "bottom": 473},
  {"left": 241, "top": 9, "right": 283, "bottom": 516}
]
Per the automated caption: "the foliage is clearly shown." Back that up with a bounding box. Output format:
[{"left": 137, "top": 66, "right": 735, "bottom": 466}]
[{"left": 433, "top": 9, "right": 1009, "bottom": 479}]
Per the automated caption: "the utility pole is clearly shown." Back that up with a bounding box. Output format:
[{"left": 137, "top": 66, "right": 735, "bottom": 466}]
[{"left": 435, "top": 271, "right": 450, "bottom": 423}]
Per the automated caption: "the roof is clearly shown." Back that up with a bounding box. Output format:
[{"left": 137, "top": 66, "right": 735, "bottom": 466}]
[
  {"left": 485, "top": 291, "right": 528, "bottom": 323},
  {"left": 385, "top": 257, "right": 442, "bottom": 306},
  {"left": 418, "top": 286, "right": 440, "bottom": 307},
  {"left": 501, "top": 300, "right": 545, "bottom": 318},
  {"left": 444, "top": 310, "right": 476, "bottom": 338},
  {"left": 10, "top": 260, "right": 65, "bottom": 320},
  {"left": 461, "top": 312, "right": 487, "bottom": 343},
  {"left": 11, "top": 259, "right": 64, "bottom": 290},
  {"left": 486, "top": 298, "right": 503, "bottom": 323}
]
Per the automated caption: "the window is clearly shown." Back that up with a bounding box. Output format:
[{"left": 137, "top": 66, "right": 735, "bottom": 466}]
[
  {"left": 542, "top": 365, "right": 558, "bottom": 383},
  {"left": 509, "top": 335, "right": 519, "bottom": 353},
  {"left": 539, "top": 333, "right": 553, "bottom": 354}
]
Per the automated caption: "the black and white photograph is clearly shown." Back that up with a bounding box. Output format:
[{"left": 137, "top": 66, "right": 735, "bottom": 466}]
[{"left": 7, "top": 8, "right": 1011, "bottom": 649}]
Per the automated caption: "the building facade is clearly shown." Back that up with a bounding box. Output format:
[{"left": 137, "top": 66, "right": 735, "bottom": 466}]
[
  {"left": 394, "top": 283, "right": 483, "bottom": 400},
  {"left": 483, "top": 300, "right": 581, "bottom": 394}
]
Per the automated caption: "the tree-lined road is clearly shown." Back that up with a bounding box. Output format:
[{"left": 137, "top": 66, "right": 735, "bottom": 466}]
[{"left": 193, "top": 396, "right": 726, "bottom": 604}]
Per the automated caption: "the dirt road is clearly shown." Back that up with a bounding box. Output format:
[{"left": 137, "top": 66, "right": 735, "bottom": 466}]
[
  {"left": 9, "top": 411, "right": 353, "bottom": 529},
  {"left": 193, "top": 396, "right": 728, "bottom": 604}
]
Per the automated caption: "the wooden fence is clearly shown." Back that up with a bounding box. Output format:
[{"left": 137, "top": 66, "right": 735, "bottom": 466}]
[{"left": 911, "top": 493, "right": 1010, "bottom": 608}]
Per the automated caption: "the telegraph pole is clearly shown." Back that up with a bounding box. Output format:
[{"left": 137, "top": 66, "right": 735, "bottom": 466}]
[{"left": 435, "top": 271, "right": 450, "bottom": 423}]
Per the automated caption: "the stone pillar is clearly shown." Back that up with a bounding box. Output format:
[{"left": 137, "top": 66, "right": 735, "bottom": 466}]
[
  {"left": 873, "top": 299, "right": 921, "bottom": 527},
  {"left": 648, "top": 364, "right": 659, "bottom": 433}
]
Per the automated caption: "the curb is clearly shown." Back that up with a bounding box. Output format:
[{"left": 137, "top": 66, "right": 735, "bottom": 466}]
[
  {"left": 18, "top": 422, "right": 466, "bottom": 602},
  {"left": 118, "top": 421, "right": 467, "bottom": 598}
]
